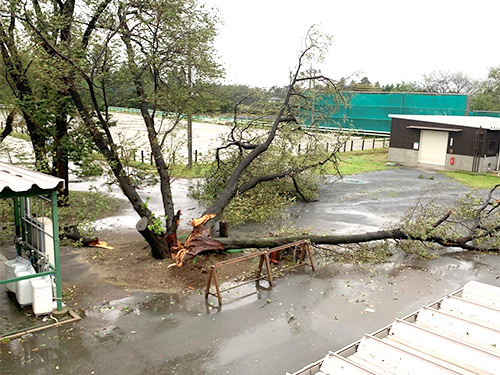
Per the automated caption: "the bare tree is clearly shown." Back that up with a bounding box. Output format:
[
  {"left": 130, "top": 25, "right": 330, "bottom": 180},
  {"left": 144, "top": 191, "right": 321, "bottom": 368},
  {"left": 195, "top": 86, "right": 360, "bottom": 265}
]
[{"left": 421, "top": 71, "right": 479, "bottom": 95}]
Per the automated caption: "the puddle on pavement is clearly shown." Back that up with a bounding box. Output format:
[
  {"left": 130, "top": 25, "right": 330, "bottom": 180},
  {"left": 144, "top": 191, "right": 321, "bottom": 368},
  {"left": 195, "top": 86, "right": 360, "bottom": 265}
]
[{"left": 340, "top": 178, "right": 368, "bottom": 184}]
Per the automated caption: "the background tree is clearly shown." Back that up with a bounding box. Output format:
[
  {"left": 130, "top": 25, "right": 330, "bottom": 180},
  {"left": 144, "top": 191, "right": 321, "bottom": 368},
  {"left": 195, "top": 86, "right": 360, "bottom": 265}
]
[
  {"left": 0, "top": 0, "right": 74, "bottom": 197},
  {"left": 382, "top": 81, "right": 421, "bottom": 92},
  {"left": 470, "top": 66, "right": 500, "bottom": 111},
  {"left": 421, "top": 71, "right": 479, "bottom": 94}
]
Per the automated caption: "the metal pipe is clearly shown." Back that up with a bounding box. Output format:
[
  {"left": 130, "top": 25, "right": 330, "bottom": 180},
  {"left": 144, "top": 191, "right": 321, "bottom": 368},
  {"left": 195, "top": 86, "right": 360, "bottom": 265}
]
[
  {"left": 13, "top": 197, "right": 22, "bottom": 257},
  {"left": 0, "top": 270, "right": 55, "bottom": 285},
  {"left": 51, "top": 190, "right": 63, "bottom": 311}
]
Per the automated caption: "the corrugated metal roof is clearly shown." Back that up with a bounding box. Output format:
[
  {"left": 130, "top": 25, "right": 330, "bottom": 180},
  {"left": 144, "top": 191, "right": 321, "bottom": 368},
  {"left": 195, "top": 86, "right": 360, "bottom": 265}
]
[
  {"left": 290, "top": 280, "right": 500, "bottom": 375},
  {"left": 0, "top": 161, "right": 64, "bottom": 195},
  {"left": 389, "top": 115, "right": 500, "bottom": 130}
]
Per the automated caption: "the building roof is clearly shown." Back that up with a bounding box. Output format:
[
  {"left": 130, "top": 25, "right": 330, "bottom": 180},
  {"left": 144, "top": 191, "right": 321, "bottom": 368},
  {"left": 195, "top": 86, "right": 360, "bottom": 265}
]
[
  {"left": 389, "top": 115, "right": 500, "bottom": 130},
  {"left": 291, "top": 280, "right": 500, "bottom": 375},
  {"left": 0, "top": 161, "right": 64, "bottom": 195}
]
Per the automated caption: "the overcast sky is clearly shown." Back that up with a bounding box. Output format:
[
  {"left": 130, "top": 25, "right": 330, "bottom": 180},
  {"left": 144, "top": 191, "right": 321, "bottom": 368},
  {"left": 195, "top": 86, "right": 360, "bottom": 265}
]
[{"left": 203, "top": 0, "right": 500, "bottom": 88}]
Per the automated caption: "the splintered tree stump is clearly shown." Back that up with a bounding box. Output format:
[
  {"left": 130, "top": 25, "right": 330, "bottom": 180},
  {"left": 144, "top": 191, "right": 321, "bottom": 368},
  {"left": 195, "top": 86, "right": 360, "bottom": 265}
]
[{"left": 219, "top": 221, "right": 229, "bottom": 237}]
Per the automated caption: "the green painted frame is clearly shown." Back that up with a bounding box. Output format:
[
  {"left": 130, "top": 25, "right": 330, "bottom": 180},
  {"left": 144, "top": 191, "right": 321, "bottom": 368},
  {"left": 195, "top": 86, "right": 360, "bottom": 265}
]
[{"left": 0, "top": 188, "right": 63, "bottom": 311}]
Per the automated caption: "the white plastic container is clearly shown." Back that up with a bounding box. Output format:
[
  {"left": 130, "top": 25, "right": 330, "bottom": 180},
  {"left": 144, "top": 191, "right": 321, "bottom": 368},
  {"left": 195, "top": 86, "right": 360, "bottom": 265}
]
[
  {"left": 14, "top": 265, "right": 36, "bottom": 306},
  {"left": 31, "top": 276, "right": 53, "bottom": 315},
  {"left": 4, "top": 257, "right": 31, "bottom": 293}
]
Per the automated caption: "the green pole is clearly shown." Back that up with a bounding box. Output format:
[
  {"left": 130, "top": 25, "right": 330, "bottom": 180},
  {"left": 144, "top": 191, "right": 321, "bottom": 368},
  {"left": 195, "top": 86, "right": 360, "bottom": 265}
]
[
  {"left": 19, "top": 197, "right": 26, "bottom": 244},
  {"left": 51, "top": 190, "right": 63, "bottom": 311},
  {"left": 13, "top": 197, "right": 22, "bottom": 257}
]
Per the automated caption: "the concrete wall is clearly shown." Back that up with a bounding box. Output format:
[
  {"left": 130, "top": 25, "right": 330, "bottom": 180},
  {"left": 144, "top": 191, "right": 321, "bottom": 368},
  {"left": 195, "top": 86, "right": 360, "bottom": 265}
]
[
  {"left": 444, "top": 154, "right": 498, "bottom": 172},
  {"left": 388, "top": 147, "right": 419, "bottom": 166},
  {"left": 388, "top": 147, "right": 499, "bottom": 172}
]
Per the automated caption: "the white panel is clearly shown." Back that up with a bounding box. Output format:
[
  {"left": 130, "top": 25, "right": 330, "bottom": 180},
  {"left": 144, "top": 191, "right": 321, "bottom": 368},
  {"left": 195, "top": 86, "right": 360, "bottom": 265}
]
[
  {"left": 441, "top": 296, "right": 500, "bottom": 326},
  {"left": 356, "top": 336, "right": 458, "bottom": 374},
  {"left": 319, "top": 352, "right": 378, "bottom": 374},
  {"left": 387, "top": 336, "right": 484, "bottom": 375},
  {"left": 37, "top": 217, "right": 54, "bottom": 267},
  {"left": 416, "top": 308, "right": 500, "bottom": 352},
  {"left": 389, "top": 320, "right": 500, "bottom": 374},
  {"left": 418, "top": 130, "right": 448, "bottom": 166},
  {"left": 349, "top": 352, "right": 401, "bottom": 374},
  {"left": 462, "top": 280, "right": 500, "bottom": 308}
]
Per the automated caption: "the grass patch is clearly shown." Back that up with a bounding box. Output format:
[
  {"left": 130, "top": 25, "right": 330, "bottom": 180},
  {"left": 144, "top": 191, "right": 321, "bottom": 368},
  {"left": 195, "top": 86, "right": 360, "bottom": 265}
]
[
  {"left": 9, "top": 132, "right": 31, "bottom": 141},
  {"left": 440, "top": 170, "right": 500, "bottom": 189},
  {"left": 170, "top": 162, "right": 211, "bottom": 178},
  {"left": 59, "top": 191, "right": 120, "bottom": 235},
  {"left": 127, "top": 160, "right": 211, "bottom": 178},
  {"left": 0, "top": 191, "right": 120, "bottom": 245},
  {"left": 323, "top": 148, "right": 392, "bottom": 175}
]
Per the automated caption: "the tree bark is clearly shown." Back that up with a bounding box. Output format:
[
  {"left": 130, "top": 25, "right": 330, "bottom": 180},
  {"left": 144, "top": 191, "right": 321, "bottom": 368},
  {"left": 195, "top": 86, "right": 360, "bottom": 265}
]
[
  {"left": 136, "top": 217, "right": 170, "bottom": 259},
  {"left": 54, "top": 112, "right": 69, "bottom": 200},
  {"left": 0, "top": 110, "right": 14, "bottom": 142},
  {"left": 185, "top": 228, "right": 497, "bottom": 257},
  {"left": 210, "top": 230, "right": 402, "bottom": 251}
]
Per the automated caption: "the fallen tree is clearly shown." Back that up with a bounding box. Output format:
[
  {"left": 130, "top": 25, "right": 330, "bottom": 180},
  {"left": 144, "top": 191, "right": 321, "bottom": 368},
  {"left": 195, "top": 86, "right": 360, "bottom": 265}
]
[{"left": 182, "top": 184, "right": 500, "bottom": 260}]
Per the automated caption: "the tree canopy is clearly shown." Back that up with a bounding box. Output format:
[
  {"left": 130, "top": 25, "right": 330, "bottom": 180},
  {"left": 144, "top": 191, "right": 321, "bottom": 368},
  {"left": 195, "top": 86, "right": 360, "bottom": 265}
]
[
  {"left": 470, "top": 66, "right": 500, "bottom": 111},
  {"left": 2, "top": 2, "right": 346, "bottom": 263}
]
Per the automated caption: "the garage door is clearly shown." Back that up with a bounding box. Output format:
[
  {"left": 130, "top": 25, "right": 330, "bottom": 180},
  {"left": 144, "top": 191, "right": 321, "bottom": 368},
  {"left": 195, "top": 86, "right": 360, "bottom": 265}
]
[{"left": 418, "top": 130, "right": 448, "bottom": 166}]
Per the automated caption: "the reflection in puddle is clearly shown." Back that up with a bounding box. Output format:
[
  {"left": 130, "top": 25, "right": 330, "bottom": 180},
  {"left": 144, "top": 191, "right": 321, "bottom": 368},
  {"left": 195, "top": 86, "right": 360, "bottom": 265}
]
[{"left": 341, "top": 178, "right": 368, "bottom": 184}]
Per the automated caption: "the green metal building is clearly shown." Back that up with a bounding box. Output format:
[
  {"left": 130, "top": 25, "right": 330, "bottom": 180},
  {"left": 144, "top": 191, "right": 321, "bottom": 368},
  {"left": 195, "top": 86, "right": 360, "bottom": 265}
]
[{"left": 301, "top": 92, "right": 469, "bottom": 134}]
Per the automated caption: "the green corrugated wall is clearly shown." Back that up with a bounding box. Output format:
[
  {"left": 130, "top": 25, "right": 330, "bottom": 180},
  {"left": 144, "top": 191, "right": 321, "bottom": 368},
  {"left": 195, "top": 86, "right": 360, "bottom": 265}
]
[
  {"left": 469, "top": 111, "right": 500, "bottom": 117},
  {"left": 302, "top": 92, "right": 469, "bottom": 133}
]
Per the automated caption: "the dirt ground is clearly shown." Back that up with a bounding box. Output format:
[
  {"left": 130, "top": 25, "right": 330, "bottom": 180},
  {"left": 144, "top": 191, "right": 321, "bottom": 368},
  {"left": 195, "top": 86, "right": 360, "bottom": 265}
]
[{"left": 73, "top": 231, "right": 248, "bottom": 295}]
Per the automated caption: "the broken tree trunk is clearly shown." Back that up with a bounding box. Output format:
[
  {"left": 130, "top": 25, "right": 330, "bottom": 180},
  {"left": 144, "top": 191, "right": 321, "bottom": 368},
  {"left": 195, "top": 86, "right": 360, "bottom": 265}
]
[
  {"left": 183, "top": 227, "right": 497, "bottom": 260},
  {"left": 214, "top": 230, "right": 404, "bottom": 250},
  {"left": 183, "top": 229, "right": 404, "bottom": 259}
]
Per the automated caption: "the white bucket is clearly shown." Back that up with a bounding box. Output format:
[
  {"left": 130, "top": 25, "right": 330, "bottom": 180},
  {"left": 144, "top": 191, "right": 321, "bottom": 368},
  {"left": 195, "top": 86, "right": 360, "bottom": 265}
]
[
  {"left": 31, "top": 276, "right": 53, "bottom": 316},
  {"left": 4, "top": 257, "right": 31, "bottom": 293},
  {"left": 14, "top": 265, "right": 36, "bottom": 306}
]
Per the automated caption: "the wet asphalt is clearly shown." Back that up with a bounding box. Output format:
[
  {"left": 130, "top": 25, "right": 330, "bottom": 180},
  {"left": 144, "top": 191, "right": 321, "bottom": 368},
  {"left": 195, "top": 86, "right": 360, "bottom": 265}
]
[{"left": 2, "top": 168, "right": 500, "bottom": 375}]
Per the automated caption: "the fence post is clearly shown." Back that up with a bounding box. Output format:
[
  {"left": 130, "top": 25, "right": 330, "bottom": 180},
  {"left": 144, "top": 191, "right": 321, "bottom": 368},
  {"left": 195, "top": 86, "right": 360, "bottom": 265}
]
[
  {"left": 361, "top": 139, "right": 365, "bottom": 151},
  {"left": 343, "top": 142, "right": 346, "bottom": 152},
  {"left": 141, "top": 150, "right": 144, "bottom": 163},
  {"left": 372, "top": 138, "right": 376, "bottom": 149},
  {"left": 350, "top": 140, "right": 354, "bottom": 151},
  {"left": 195, "top": 150, "right": 198, "bottom": 163}
]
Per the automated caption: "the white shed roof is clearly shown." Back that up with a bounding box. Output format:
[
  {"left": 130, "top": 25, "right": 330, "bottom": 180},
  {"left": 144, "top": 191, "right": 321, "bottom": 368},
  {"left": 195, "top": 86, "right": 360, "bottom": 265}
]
[
  {"left": 0, "top": 161, "right": 64, "bottom": 195},
  {"left": 389, "top": 115, "right": 500, "bottom": 130},
  {"left": 291, "top": 280, "right": 500, "bottom": 375}
]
